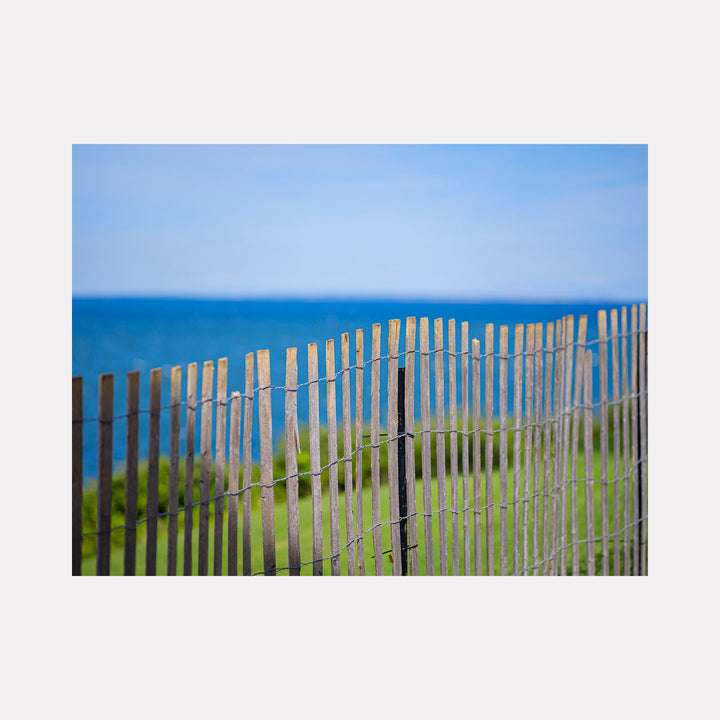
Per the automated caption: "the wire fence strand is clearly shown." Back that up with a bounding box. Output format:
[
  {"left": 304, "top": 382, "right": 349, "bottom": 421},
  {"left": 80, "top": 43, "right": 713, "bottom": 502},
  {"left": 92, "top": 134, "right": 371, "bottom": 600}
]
[{"left": 77, "top": 328, "right": 629, "bottom": 398}]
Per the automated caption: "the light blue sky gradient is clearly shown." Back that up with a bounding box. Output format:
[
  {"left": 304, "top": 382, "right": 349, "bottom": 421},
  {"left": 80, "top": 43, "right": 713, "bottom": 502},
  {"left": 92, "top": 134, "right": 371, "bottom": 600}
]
[{"left": 72, "top": 144, "right": 647, "bottom": 300}]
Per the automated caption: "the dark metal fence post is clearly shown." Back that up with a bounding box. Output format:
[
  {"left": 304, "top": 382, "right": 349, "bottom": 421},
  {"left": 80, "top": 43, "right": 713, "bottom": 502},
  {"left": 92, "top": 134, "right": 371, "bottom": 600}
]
[{"left": 398, "top": 367, "right": 408, "bottom": 575}]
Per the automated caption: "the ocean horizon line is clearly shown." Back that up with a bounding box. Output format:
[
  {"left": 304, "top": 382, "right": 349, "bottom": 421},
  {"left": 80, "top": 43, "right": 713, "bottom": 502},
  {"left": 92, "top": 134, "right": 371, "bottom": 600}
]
[{"left": 72, "top": 293, "right": 648, "bottom": 305}]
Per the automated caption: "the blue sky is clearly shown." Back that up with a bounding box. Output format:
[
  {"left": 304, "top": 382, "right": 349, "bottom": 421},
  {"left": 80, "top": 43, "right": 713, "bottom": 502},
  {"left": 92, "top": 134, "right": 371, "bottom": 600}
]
[{"left": 72, "top": 144, "right": 647, "bottom": 300}]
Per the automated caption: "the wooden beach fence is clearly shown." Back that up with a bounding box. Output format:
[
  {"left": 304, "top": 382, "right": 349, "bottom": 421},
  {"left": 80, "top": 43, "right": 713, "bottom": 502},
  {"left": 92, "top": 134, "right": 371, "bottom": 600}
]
[{"left": 71, "top": 306, "right": 648, "bottom": 577}]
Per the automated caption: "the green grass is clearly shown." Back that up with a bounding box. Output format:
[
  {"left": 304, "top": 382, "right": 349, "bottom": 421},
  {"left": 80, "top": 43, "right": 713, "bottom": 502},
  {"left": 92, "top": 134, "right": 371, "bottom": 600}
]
[{"left": 80, "top": 439, "right": 639, "bottom": 576}]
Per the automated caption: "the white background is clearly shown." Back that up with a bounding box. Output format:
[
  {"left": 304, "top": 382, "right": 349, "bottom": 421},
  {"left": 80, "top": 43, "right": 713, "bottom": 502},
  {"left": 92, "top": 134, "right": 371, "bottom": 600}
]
[{"left": 1, "top": 2, "right": 716, "bottom": 719}]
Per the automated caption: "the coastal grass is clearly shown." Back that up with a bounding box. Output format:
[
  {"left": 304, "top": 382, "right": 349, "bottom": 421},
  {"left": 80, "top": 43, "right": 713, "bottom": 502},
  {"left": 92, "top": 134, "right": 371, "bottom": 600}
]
[{"left": 80, "top": 436, "right": 631, "bottom": 576}]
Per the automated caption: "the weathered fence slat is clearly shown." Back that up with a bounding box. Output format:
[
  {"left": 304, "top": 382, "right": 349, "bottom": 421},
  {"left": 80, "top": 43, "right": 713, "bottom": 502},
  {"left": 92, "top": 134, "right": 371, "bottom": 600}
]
[
  {"left": 512, "top": 324, "right": 523, "bottom": 575},
  {"left": 387, "top": 319, "right": 402, "bottom": 576},
  {"left": 570, "top": 316, "right": 587, "bottom": 576},
  {"left": 598, "top": 311, "right": 610, "bottom": 575},
  {"left": 461, "top": 322, "right": 470, "bottom": 576},
  {"left": 145, "top": 368, "right": 161, "bottom": 576},
  {"left": 639, "top": 303, "right": 647, "bottom": 575},
  {"left": 584, "top": 349, "right": 595, "bottom": 576},
  {"left": 541, "top": 323, "right": 554, "bottom": 575},
  {"left": 308, "top": 342, "right": 323, "bottom": 575},
  {"left": 405, "top": 317, "right": 419, "bottom": 576},
  {"left": 355, "top": 330, "right": 365, "bottom": 575},
  {"left": 559, "top": 316, "right": 574, "bottom": 576},
  {"left": 547, "top": 320, "right": 562, "bottom": 575},
  {"left": 610, "top": 309, "right": 621, "bottom": 575},
  {"left": 621, "top": 307, "right": 631, "bottom": 575},
  {"left": 548, "top": 317, "right": 567, "bottom": 575},
  {"left": 532, "top": 323, "right": 543, "bottom": 575},
  {"left": 499, "top": 325, "right": 509, "bottom": 576},
  {"left": 285, "top": 348, "right": 301, "bottom": 575},
  {"left": 198, "top": 361, "right": 214, "bottom": 576},
  {"left": 630, "top": 305, "right": 639, "bottom": 575},
  {"left": 257, "top": 349, "right": 275, "bottom": 576},
  {"left": 167, "top": 366, "right": 181, "bottom": 576},
  {"left": 124, "top": 371, "right": 140, "bottom": 576},
  {"left": 370, "top": 323, "right": 383, "bottom": 576},
  {"left": 242, "top": 353, "right": 254, "bottom": 576},
  {"left": 448, "top": 319, "right": 460, "bottom": 576},
  {"left": 484, "top": 323, "right": 495, "bottom": 576},
  {"left": 472, "top": 338, "right": 482, "bottom": 576},
  {"left": 341, "top": 334, "right": 356, "bottom": 576},
  {"left": 420, "top": 317, "right": 433, "bottom": 575},
  {"left": 549, "top": 319, "right": 564, "bottom": 575},
  {"left": 227, "top": 390, "right": 242, "bottom": 576},
  {"left": 184, "top": 362, "right": 197, "bottom": 576},
  {"left": 213, "top": 358, "right": 228, "bottom": 576},
  {"left": 326, "top": 340, "right": 341, "bottom": 576},
  {"left": 434, "top": 318, "right": 448, "bottom": 575},
  {"left": 523, "top": 324, "right": 534, "bottom": 575},
  {"left": 72, "top": 377, "right": 83, "bottom": 576},
  {"left": 97, "top": 373, "right": 114, "bottom": 576}
]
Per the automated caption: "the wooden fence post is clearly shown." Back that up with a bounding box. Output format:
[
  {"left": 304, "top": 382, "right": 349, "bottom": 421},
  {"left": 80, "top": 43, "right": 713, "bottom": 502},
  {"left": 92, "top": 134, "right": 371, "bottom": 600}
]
[
  {"left": 286, "top": 348, "right": 301, "bottom": 575},
  {"left": 610, "top": 310, "right": 621, "bottom": 575},
  {"left": 213, "top": 358, "right": 228, "bottom": 576},
  {"left": 461, "top": 322, "right": 470, "bottom": 575},
  {"left": 448, "top": 319, "right": 460, "bottom": 576},
  {"left": 72, "top": 377, "right": 83, "bottom": 576},
  {"left": 598, "top": 311, "right": 610, "bottom": 575},
  {"left": 341, "top": 334, "right": 356, "bottom": 576},
  {"left": 405, "top": 318, "right": 419, "bottom": 576},
  {"left": 630, "top": 305, "right": 639, "bottom": 575},
  {"left": 639, "top": 303, "right": 647, "bottom": 575},
  {"left": 308, "top": 342, "right": 323, "bottom": 575},
  {"left": 97, "top": 373, "right": 114, "bottom": 576},
  {"left": 532, "top": 323, "right": 543, "bottom": 575},
  {"left": 484, "top": 323, "right": 495, "bottom": 576},
  {"left": 498, "top": 325, "right": 508, "bottom": 576},
  {"left": 257, "top": 349, "right": 275, "bottom": 576},
  {"left": 355, "top": 330, "right": 365, "bottom": 575},
  {"left": 184, "top": 362, "right": 197, "bottom": 576},
  {"left": 326, "top": 340, "right": 341, "bottom": 576},
  {"left": 227, "top": 390, "right": 242, "bottom": 576},
  {"left": 541, "top": 323, "right": 554, "bottom": 575},
  {"left": 434, "top": 319, "right": 448, "bottom": 576},
  {"left": 198, "top": 361, "right": 214, "bottom": 576},
  {"left": 419, "top": 318, "right": 433, "bottom": 575},
  {"left": 145, "top": 367, "right": 161, "bottom": 576},
  {"left": 124, "top": 371, "right": 140, "bottom": 576},
  {"left": 512, "top": 324, "right": 523, "bottom": 575},
  {"left": 398, "top": 366, "right": 408, "bottom": 575},
  {"left": 471, "top": 338, "right": 482, "bottom": 576},
  {"left": 370, "top": 324, "right": 383, "bottom": 576},
  {"left": 621, "top": 307, "right": 631, "bottom": 576},
  {"left": 523, "top": 324, "right": 535, "bottom": 575},
  {"left": 584, "top": 349, "right": 595, "bottom": 576},
  {"left": 167, "top": 366, "right": 182, "bottom": 576},
  {"left": 242, "top": 353, "right": 254, "bottom": 576}
]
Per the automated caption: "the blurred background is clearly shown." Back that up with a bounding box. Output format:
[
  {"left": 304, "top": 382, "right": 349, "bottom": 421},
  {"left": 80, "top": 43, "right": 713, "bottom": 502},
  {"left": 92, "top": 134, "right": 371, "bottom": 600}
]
[{"left": 72, "top": 144, "right": 647, "bottom": 477}]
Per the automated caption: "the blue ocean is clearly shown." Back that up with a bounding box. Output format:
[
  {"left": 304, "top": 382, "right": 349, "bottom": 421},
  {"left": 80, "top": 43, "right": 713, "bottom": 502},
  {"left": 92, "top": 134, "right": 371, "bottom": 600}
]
[{"left": 72, "top": 298, "right": 642, "bottom": 482}]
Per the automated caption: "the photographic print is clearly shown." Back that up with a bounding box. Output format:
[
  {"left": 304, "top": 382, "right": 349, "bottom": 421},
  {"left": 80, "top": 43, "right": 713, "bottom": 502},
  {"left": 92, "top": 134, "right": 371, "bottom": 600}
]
[{"left": 72, "top": 143, "right": 648, "bottom": 577}]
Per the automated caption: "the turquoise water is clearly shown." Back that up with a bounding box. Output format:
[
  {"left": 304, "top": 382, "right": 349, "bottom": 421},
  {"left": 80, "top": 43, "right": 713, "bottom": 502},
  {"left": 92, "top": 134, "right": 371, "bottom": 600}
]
[{"left": 73, "top": 297, "right": 643, "bottom": 481}]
